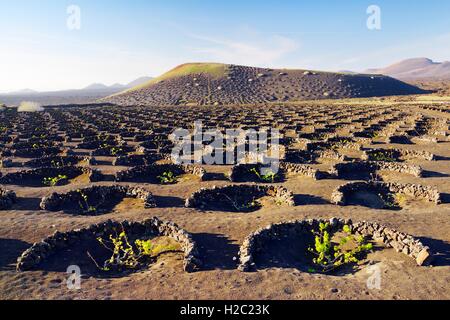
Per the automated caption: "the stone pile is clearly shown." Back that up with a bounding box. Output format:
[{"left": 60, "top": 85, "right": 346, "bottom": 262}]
[
  {"left": 0, "top": 187, "right": 17, "bottom": 210},
  {"left": 279, "top": 162, "right": 322, "bottom": 180},
  {"left": 325, "top": 137, "right": 363, "bottom": 150},
  {"left": 0, "top": 158, "right": 13, "bottom": 168},
  {"left": 362, "top": 148, "right": 435, "bottom": 161}
]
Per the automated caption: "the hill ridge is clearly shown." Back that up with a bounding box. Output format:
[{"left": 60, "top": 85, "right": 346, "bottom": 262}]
[
  {"left": 102, "top": 63, "right": 428, "bottom": 106},
  {"left": 365, "top": 58, "right": 450, "bottom": 80}
]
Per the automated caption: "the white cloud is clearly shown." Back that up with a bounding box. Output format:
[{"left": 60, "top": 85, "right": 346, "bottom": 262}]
[{"left": 188, "top": 33, "right": 300, "bottom": 66}]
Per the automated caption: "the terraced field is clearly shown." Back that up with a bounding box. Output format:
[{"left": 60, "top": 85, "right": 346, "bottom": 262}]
[{"left": 0, "top": 101, "right": 449, "bottom": 300}]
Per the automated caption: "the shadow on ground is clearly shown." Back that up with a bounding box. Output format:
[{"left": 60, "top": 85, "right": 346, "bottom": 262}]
[
  {"left": 191, "top": 233, "right": 239, "bottom": 271},
  {"left": 438, "top": 193, "right": 450, "bottom": 204},
  {"left": 294, "top": 194, "right": 329, "bottom": 205},
  {"left": 202, "top": 172, "right": 229, "bottom": 181},
  {"left": 435, "top": 155, "right": 450, "bottom": 161},
  {"left": 0, "top": 238, "right": 31, "bottom": 271},
  {"left": 422, "top": 170, "right": 449, "bottom": 178},
  {"left": 154, "top": 195, "right": 186, "bottom": 208},
  {"left": 11, "top": 197, "right": 42, "bottom": 211},
  {"left": 29, "top": 235, "right": 184, "bottom": 279},
  {"left": 100, "top": 173, "right": 117, "bottom": 182},
  {"left": 336, "top": 172, "right": 381, "bottom": 181},
  {"left": 92, "top": 159, "right": 112, "bottom": 166},
  {"left": 419, "top": 237, "right": 450, "bottom": 267},
  {"left": 253, "top": 232, "right": 378, "bottom": 276}
]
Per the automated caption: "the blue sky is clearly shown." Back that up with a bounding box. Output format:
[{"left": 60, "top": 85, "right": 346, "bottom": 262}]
[{"left": 1, "top": 0, "right": 449, "bottom": 92}]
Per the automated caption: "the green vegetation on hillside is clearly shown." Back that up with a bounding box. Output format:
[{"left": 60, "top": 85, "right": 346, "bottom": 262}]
[{"left": 127, "top": 63, "right": 228, "bottom": 92}]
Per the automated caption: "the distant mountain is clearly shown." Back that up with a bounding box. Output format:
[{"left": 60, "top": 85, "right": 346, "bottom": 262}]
[
  {"left": 83, "top": 77, "right": 153, "bottom": 91},
  {"left": 365, "top": 58, "right": 450, "bottom": 80},
  {"left": 0, "top": 76, "right": 153, "bottom": 106},
  {"left": 110, "top": 83, "right": 127, "bottom": 89},
  {"left": 82, "top": 83, "right": 111, "bottom": 90},
  {"left": 126, "top": 76, "right": 153, "bottom": 88},
  {"left": 102, "top": 62, "right": 427, "bottom": 106},
  {"left": 4, "top": 88, "right": 39, "bottom": 95}
]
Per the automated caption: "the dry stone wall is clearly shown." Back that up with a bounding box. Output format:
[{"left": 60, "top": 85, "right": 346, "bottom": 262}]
[
  {"left": 238, "top": 218, "right": 433, "bottom": 272},
  {"left": 16, "top": 217, "right": 201, "bottom": 273},
  {"left": 40, "top": 185, "right": 157, "bottom": 213},
  {"left": 0, "top": 187, "right": 17, "bottom": 210},
  {"left": 331, "top": 181, "right": 441, "bottom": 205}
]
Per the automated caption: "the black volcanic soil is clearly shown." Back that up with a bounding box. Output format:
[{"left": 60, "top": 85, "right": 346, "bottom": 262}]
[
  {"left": 0, "top": 100, "right": 449, "bottom": 300},
  {"left": 103, "top": 64, "right": 428, "bottom": 106}
]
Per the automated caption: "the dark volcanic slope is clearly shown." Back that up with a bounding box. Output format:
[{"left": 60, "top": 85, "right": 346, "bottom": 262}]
[{"left": 102, "top": 63, "right": 428, "bottom": 106}]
